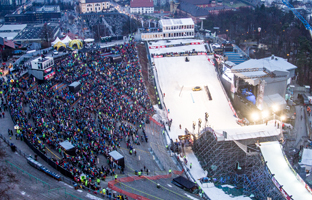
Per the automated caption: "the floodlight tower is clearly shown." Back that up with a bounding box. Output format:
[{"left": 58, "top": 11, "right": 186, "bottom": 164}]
[{"left": 199, "top": 17, "right": 205, "bottom": 31}]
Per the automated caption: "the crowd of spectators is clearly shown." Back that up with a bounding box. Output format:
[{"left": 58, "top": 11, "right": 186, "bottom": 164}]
[{"left": 2, "top": 38, "right": 154, "bottom": 195}]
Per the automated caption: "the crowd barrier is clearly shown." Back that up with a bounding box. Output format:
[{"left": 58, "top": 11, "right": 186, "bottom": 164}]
[
  {"left": 213, "top": 61, "right": 238, "bottom": 118},
  {"left": 152, "top": 51, "right": 207, "bottom": 58},
  {"left": 23, "top": 136, "right": 75, "bottom": 179},
  {"left": 149, "top": 41, "right": 203, "bottom": 49},
  {"left": 260, "top": 149, "right": 293, "bottom": 200},
  {"left": 0, "top": 133, "right": 27, "bottom": 158},
  {"left": 148, "top": 116, "right": 164, "bottom": 128},
  {"left": 145, "top": 41, "right": 165, "bottom": 111}
]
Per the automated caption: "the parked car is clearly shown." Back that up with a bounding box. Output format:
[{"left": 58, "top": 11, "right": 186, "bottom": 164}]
[{"left": 192, "top": 86, "right": 202, "bottom": 91}]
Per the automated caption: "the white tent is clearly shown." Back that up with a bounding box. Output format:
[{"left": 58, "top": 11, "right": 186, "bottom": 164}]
[
  {"left": 61, "top": 35, "right": 72, "bottom": 45},
  {"left": 51, "top": 37, "right": 61, "bottom": 46},
  {"left": 84, "top": 38, "right": 94, "bottom": 43}
]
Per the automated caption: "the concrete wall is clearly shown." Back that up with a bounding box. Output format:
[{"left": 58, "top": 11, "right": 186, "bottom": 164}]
[{"left": 263, "top": 77, "right": 287, "bottom": 98}]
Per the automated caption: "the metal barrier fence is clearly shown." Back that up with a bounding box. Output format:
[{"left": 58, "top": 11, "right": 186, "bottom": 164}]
[
  {"left": 23, "top": 136, "right": 75, "bottom": 179},
  {"left": 0, "top": 134, "right": 27, "bottom": 158}
]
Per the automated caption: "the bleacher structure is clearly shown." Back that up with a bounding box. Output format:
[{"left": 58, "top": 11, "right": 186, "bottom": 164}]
[{"left": 193, "top": 130, "right": 285, "bottom": 200}]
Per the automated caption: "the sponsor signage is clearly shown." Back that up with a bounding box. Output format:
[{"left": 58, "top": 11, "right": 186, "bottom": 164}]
[
  {"left": 44, "top": 71, "right": 55, "bottom": 80},
  {"left": 44, "top": 67, "right": 52, "bottom": 73}
]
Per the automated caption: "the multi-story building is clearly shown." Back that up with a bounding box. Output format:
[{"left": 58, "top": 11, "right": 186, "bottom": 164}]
[
  {"left": 141, "top": 18, "right": 194, "bottom": 41},
  {"left": 5, "top": 6, "right": 61, "bottom": 23},
  {"left": 130, "top": 0, "right": 154, "bottom": 14},
  {"left": 79, "top": 0, "right": 110, "bottom": 13}
]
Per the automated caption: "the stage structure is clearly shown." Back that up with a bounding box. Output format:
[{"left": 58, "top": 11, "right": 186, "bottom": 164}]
[
  {"left": 221, "top": 55, "right": 297, "bottom": 122},
  {"left": 141, "top": 18, "right": 195, "bottom": 41},
  {"left": 193, "top": 129, "right": 284, "bottom": 200}
]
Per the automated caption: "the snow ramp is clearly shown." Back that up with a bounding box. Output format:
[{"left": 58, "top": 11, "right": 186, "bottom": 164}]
[{"left": 259, "top": 141, "right": 312, "bottom": 200}]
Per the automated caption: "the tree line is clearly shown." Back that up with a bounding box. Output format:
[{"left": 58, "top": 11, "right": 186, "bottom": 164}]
[{"left": 204, "top": 5, "right": 312, "bottom": 86}]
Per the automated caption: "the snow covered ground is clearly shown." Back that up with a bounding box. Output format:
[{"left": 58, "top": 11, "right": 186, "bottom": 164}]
[{"left": 260, "top": 141, "right": 312, "bottom": 200}]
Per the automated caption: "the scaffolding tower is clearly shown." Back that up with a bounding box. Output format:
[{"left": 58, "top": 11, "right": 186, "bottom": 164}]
[{"left": 193, "top": 131, "right": 284, "bottom": 200}]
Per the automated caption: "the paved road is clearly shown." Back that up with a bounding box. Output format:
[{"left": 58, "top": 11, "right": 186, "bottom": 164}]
[{"left": 293, "top": 105, "right": 308, "bottom": 148}]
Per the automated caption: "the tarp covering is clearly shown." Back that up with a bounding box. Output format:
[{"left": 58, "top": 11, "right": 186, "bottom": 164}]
[
  {"left": 109, "top": 150, "right": 123, "bottom": 160},
  {"left": 109, "top": 150, "right": 124, "bottom": 168},
  {"left": 59, "top": 141, "right": 75, "bottom": 151},
  {"left": 300, "top": 148, "right": 312, "bottom": 166},
  {"left": 172, "top": 176, "right": 196, "bottom": 190}
]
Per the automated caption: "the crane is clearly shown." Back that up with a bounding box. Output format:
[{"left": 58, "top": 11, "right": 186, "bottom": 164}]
[{"left": 282, "top": 0, "right": 312, "bottom": 38}]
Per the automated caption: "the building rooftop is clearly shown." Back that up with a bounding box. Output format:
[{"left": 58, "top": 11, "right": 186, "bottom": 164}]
[
  {"left": 0, "top": 24, "right": 27, "bottom": 40},
  {"left": 85, "top": 0, "right": 110, "bottom": 3},
  {"left": 130, "top": 0, "right": 154, "bottom": 8},
  {"left": 0, "top": 32, "right": 19, "bottom": 40},
  {"left": 229, "top": 55, "right": 296, "bottom": 86},
  {"left": 180, "top": 0, "right": 211, "bottom": 5},
  {"left": 178, "top": 1, "right": 209, "bottom": 17},
  {"left": 0, "top": 24, "right": 27, "bottom": 32},
  {"left": 205, "top": 5, "right": 232, "bottom": 11},
  {"left": 14, "top": 23, "right": 59, "bottom": 41},
  {"left": 160, "top": 18, "right": 194, "bottom": 26},
  {"left": 36, "top": 5, "right": 60, "bottom": 12},
  {"left": 231, "top": 55, "right": 297, "bottom": 73}
]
